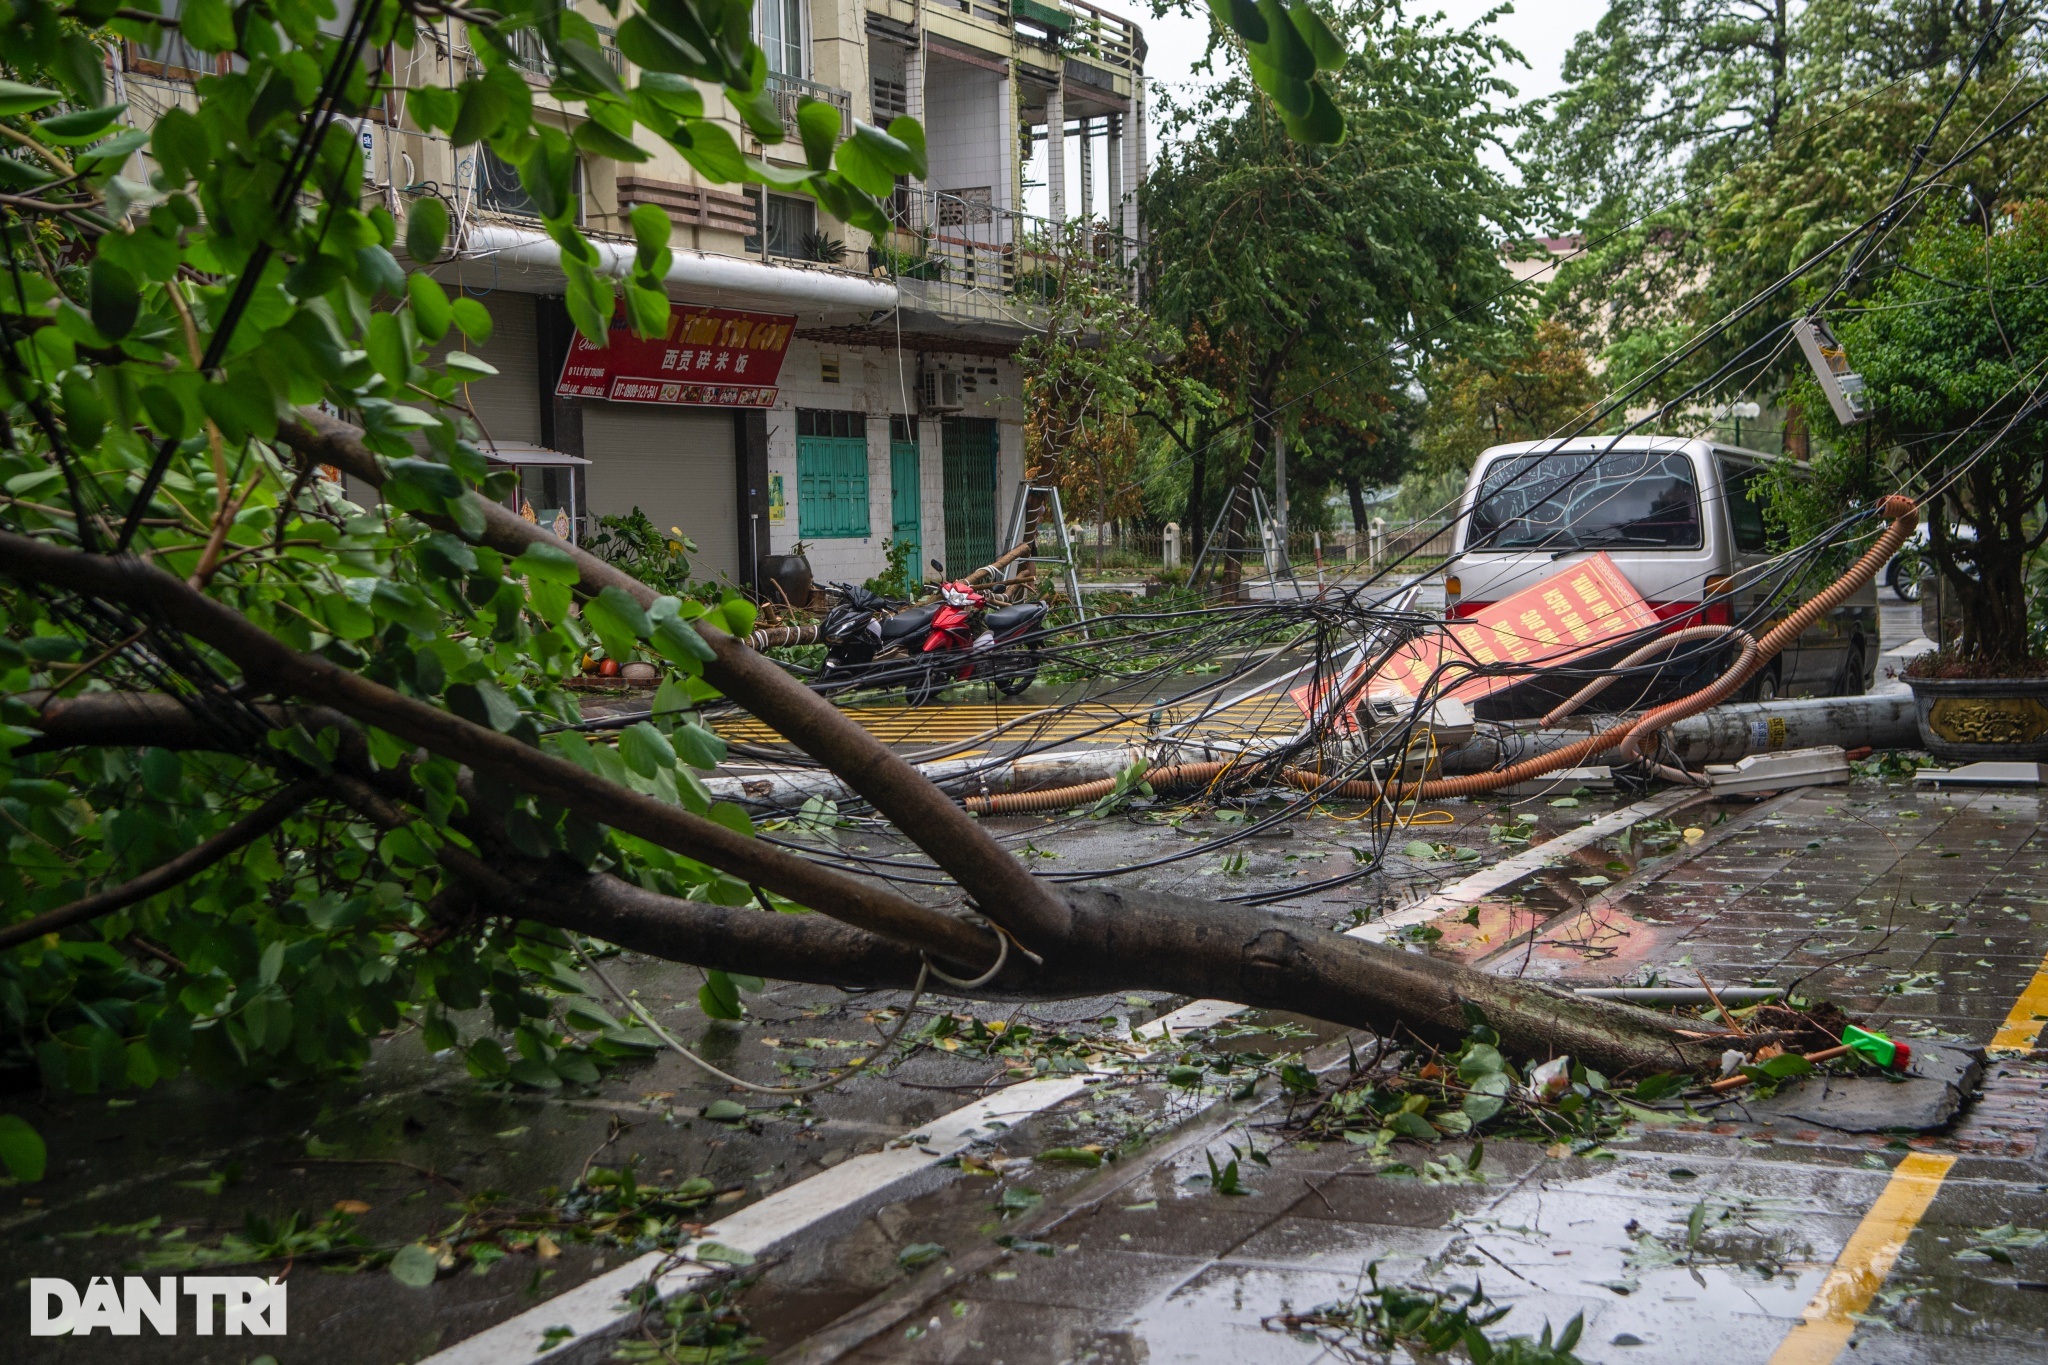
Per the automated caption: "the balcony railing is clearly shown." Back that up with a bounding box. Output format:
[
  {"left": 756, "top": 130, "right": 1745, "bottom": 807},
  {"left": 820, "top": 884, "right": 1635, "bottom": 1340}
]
[
  {"left": 503, "top": 24, "right": 626, "bottom": 79},
  {"left": 766, "top": 72, "right": 854, "bottom": 140},
  {"left": 872, "top": 188, "right": 1137, "bottom": 321}
]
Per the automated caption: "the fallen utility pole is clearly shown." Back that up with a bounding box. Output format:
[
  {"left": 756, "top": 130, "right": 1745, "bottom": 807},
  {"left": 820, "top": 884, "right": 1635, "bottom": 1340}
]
[{"left": 703, "top": 693, "right": 1919, "bottom": 811}]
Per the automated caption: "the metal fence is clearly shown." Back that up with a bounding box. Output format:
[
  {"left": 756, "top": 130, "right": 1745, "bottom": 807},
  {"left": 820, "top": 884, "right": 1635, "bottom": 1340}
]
[{"left": 875, "top": 188, "right": 1136, "bottom": 321}]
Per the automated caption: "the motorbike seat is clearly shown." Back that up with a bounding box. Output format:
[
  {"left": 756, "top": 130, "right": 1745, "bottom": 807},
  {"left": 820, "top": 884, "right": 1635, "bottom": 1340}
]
[
  {"left": 879, "top": 603, "right": 940, "bottom": 642},
  {"left": 984, "top": 603, "right": 1045, "bottom": 634}
]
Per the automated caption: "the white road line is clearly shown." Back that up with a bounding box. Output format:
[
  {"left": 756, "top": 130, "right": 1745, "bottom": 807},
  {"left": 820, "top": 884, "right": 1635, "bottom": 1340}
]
[{"left": 425, "top": 790, "right": 1702, "bottom": 1363}]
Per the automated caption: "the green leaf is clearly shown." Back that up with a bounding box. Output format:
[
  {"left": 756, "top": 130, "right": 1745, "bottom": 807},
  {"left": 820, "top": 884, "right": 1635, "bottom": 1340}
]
[
  {"left": 1036, "top": 1147, "right": 1103, "bottom": 1167},
  {"left": 672, "top": 721, "right": 726, "bottom": 770},
  {"left": 1257, "top": 0, "right": 1317, "bottom": 79},
  {"left": 638, "top": 72, "right": 706, "bottom": 119},
  {"left": 886, "top": 116, "right": 929, "bottom": 179},
  {"left": 451, "top": 297, "right": 493, "bottom": 343},
  {"left": 797, "top": 99, "right": 840, "bottom": 172},
  {"left": 0, "top": 81, "right": 62, "bottom": 116},
  {"left": 35, "top": 103, "right": 126, "bottom": 146},
  {"left": 406, "top": 196, "right": 449, "bottom": 265},
  {"left": 574, "top": 118, "right": 651, "bottom": 163},
  {"left": 1281, "top": 79, "right": 1346, "bottom": 145},
  {"left": 674, "top": 119, "right": 748, "bottom": 182},
  {"left": 651, "top": 615, "right": 715, "bottom": 668},
  {"left": 1289, "top": 1, "right": 1346, "bottom": 69},
  {"left": 408, "top": 273, "right": 453, "bottom": 341},
  {"left": 1219, "top": 0, "right": 1268, "bottom": 43},
  {"left": 180, "top": 0, "right": 237, "bottom": 51},
  {"left": 0, "top": 1114, "right": 47, "bottom": 1182},
  {"left": 702, "top": 1099, "right": 748, "bottom": 1121},
  {"left": 89, "top": 255, "right": 139, "bottom": 341},
  {"left": 584, "top": 585, "right": 652, "bottom": 662},
  {"left": 390, "top": 1242, "right": 440, "bottom": 1288},
  {"left": 1386, "top": 1110, "right": 1438, "bottom": 1140},
  {"left": 513, "top": 540, "right": 580, "bottom": 584},
  {"left": 699, "top": 970, "right": 743, "bottom": 1019},
  {"left": 450, "top": 76, "right": 511, "bottom": 149},
  {"left": 694, "top": 1241, "right": 754, "bottom": 1266},
  {"left": 616, "top": 15, "right": 716, "bottom": 79},
  {"left": 618, "top": 721, "right": 677, "bottom": 776},
  {"left": 897, "top": 1241, "right": 948, "bottom": 1268}
]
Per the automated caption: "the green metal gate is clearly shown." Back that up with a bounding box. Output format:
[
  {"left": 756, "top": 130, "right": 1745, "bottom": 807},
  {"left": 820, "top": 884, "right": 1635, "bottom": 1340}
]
[
  {"left": 941, "top": 416, "right": 998, "bottom": 575},
  {"left": 888, "top": 416, "right": 921, "bottom": 571}
]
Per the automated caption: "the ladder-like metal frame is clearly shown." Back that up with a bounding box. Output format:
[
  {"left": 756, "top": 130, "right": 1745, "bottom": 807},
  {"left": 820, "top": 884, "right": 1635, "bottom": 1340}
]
[
  {"left": 1187, "top": 482, "right": 1305, "bottom": 598},
  {"left": 1000, "top": 482, "right": 1089, "bottom": 635}
]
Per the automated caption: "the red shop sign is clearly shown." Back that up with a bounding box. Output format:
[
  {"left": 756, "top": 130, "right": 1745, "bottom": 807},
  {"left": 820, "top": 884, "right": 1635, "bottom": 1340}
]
[{"left": 555, "top": 304, "right": 796, "bottom": 408}]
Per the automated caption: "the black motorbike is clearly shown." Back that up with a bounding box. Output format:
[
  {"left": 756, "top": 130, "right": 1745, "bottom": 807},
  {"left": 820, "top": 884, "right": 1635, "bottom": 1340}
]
[{"left": 815, "top": 580, "right": 1047, "bottom": 699}]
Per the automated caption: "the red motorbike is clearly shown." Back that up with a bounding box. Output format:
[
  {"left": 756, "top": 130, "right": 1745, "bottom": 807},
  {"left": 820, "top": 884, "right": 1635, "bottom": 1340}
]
[{"left": 905, "top": 577, "right": 1048, "bottom": 705}]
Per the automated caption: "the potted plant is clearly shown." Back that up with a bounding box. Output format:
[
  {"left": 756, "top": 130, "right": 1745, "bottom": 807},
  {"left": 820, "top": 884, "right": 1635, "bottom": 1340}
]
[{"left": 1789, "top": 204, "right": 2048, "bottom": 760}]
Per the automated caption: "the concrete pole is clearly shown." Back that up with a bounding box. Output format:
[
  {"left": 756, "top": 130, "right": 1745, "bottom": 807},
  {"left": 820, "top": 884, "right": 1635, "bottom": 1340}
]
[
  {"left": 1044, "top": 83, "right": 1065, "bottom": 227},
  {"left": 1105, "top": 112, "right": 1123, "bottom": 242},
  {"left": 1078, "top": 115, "right": 1094, "bottom": 223}
]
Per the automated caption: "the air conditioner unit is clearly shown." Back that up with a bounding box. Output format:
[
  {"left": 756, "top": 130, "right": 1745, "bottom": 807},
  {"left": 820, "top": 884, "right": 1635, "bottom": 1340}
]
[{"left": 921, "top": 368, "right": 965, "bottom": 413}]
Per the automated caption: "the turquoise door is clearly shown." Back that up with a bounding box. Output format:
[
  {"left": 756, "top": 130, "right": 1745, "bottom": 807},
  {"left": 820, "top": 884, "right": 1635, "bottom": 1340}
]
[
  {"left": 941, "top": 416, "right": 998, "bottom": 575},
  {"left": 889, "top": 416, "right": 921, "bottom": 569}
]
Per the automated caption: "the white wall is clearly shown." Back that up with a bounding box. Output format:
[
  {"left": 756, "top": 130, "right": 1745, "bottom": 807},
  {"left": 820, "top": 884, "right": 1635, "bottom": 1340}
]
[
  {"left": 767, "top": 339, "right": 1022, "bottom": 584},
  {"left": 924, "top": 60, "right": 1011, "bottom": 211}
]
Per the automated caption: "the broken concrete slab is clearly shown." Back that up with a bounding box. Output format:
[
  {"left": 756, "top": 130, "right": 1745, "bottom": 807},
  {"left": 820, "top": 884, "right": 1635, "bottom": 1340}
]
[{"left": 1744, "top": 1039, "right": 1987, "bottom": 1133}]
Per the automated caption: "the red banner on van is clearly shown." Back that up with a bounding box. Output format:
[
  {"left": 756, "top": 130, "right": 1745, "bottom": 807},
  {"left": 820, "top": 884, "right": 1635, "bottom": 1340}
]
[
  {"left": 554, "top": 305, "right": 796, "bottom": 408},
  {"left": 1291, "top": 552, "right": 1659, "bottom": 726}
]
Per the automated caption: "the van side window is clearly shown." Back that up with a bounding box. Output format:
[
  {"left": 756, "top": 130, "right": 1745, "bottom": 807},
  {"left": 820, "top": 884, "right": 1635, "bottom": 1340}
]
[{"left": 1721, "top": 461, "right": 1770, "bottom": 553}]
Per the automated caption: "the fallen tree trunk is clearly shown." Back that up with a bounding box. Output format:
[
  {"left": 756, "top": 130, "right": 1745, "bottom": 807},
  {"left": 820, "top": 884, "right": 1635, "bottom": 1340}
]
[{"left": 24, "top": 688, "right": 1728, "bottom": 1076}]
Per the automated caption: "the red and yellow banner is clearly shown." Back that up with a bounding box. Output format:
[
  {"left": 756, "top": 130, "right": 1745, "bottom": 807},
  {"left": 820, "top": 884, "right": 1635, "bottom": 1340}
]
[
  {"left": 555, "top": 304, "right": 796, "bottom": 408},
  {"left": 1292, "top": 553, "right": 1660, "bottom": 726}
]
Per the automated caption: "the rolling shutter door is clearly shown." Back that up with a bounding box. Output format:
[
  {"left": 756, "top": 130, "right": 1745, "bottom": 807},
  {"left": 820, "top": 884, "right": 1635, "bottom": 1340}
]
[
  {"left": 582, "top": 405, "right": 739, "bottom": 584},
  {"left": 439, "top": 293, "right": 541, "bottom": 447}
]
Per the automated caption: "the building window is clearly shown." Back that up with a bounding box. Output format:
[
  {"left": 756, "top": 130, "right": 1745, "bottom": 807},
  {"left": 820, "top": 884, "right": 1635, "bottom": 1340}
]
[
  {"left": 745, "top": 191, "right": 817, "bottom": 259},
  {"left": 472, "top": 143, "right": 577, "bottom": 220},
  {"left": 759, "top": 0, "right": 808, "bottom": 79},
  {"left": 796, "top": 409, "right": 870, "bottom": 539}
]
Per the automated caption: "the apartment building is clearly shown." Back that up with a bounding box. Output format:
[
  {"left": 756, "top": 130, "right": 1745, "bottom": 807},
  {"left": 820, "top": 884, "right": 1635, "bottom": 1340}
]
[{"left": 120, "top": 0, "right": 1148, "bottom": 591}]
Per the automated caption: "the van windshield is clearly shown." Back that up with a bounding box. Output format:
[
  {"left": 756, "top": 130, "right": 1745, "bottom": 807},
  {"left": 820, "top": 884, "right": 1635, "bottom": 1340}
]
[{"left": 1468, "top": 449, "right": 1702, "bottom": 550}]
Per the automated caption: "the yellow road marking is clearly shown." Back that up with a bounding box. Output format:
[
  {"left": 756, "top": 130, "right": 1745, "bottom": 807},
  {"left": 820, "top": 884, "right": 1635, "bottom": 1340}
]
[
  {"left": 1988, "top": 945, "right": 2048, "bottom": 1055},
  {"left": 1766, "top": 1151, "right": 1956, "bottom": 1365}
]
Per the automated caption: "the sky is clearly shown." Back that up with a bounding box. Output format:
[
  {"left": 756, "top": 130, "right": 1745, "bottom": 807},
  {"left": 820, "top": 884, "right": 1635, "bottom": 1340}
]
[{"left": 1029, "top": 1, "right": 1586, "bottom": 219}]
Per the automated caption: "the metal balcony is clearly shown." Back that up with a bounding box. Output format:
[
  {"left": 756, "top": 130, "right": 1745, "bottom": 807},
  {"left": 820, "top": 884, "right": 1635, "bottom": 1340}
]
[{"left": 766, "top": 72, "right": 855, "bottom": 140}]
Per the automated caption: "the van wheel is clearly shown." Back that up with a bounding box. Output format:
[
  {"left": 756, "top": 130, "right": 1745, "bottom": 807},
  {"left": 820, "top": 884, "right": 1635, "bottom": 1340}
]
[
  {"left": 1835, "top": 638, "right": 1868, "bottom": 697},
  {"left": 1741, "top": 660, "right": 1782, "bottom": 704}
]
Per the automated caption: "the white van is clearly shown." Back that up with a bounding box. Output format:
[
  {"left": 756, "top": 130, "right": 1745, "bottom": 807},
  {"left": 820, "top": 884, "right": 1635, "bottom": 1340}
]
[{"left": 1446, "top": 437, "right": 1878, "bottom": 715}]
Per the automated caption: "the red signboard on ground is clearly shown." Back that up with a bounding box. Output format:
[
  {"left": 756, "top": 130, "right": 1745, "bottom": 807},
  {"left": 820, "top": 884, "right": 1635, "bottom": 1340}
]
[
  {"left": 1291, "top": 552, "right": 1660, "bottom": 727},
  {"left": 554, "top": 305, "right": 796, "bottom": 408}
]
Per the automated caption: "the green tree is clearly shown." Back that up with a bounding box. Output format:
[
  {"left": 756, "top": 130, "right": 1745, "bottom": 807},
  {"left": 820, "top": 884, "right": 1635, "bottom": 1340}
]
[
  {"left": 1532, "top": 0, "right": 2045, "bottom": 409},
  {"left": 1144, "top": 0, "right": 1527, "bottom": 578},
  {"left": 1785, "top": 205, "right": 2048, "bottom": 670},
  {"left": 1419, "top": 319, "right": 1602, "bottom": 475}
]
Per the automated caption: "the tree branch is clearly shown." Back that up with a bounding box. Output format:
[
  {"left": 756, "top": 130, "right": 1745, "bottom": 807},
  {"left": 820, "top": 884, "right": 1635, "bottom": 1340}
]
[
  {"left": 0, "top": 531, "right": 1000, "bottom": 972},
  {"left": 276, "top": 411, "right": 1078, "bottom": 952},
  {"left": 0, "top": 780, "right": 319, "bottom": 951}
]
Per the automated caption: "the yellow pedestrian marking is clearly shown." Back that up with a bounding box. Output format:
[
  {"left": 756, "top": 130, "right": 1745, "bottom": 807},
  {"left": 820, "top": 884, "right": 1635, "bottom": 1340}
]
[
  {"left": 1766, "top": 1151, "right": 1956, "bottom": 1365},
  {"left": 1988, "top": 944, "right": 2048, "bottom": 1055}
]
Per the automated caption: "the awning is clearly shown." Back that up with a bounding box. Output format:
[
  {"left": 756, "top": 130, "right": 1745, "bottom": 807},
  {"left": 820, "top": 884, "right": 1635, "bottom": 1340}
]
[{"left": 483, "top": 443, "right": 591, "bottom": 467}]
